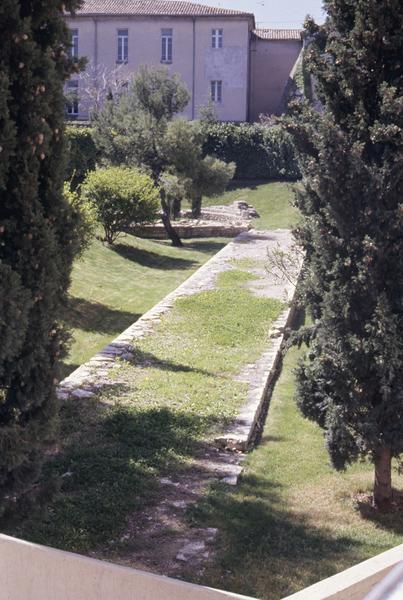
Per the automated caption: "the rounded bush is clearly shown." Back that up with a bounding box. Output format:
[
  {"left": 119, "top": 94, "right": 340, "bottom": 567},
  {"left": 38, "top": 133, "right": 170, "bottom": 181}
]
[{"left": 81, "top": 167, "right": 160, "bottom": 244}]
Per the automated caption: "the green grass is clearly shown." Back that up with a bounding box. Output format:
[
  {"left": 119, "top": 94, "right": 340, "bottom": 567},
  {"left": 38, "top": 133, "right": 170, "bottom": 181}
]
[
  {"left": 9, "top": 268, "right": 283, "bottom": 554},
  {"left": 204, "top": 181, "right": 300, "bottom": 230},
  {"left": 187, "top": 317, "right": 403, "bottom": 600},
  {"left": 63, "top": 236, "right": 229, "bottom": 378},
  {"left": 62, "top": 181, "right": 296, "bottom": 378}
]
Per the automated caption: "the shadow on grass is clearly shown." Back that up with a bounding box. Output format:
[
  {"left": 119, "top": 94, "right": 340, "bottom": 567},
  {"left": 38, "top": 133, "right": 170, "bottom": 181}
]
[
  {"left": 7, "top": 400, "right": 222, "bottom": 556},
  {"left": 58, "top": 362, "right": 82, "bottom": 381},
  {"left": 183, "top": 239, "right": 229, "bottom": 253},
  {"left": 188, "top": 473, "right": 362, "bottom": 599},
  {"left": 65, "top": 296, "right": 140, "bottom": 334},
  {"left": 356, "top": 491, "right": 403, "bottom": 535},
  {"left": 128, "top": 348, "right": 215, "bottom": 378},
  {"left": 227, "top": 180, "right": 260, "bottom": 192},
  {"left": 113, "top": 242, "right": 198, "bottom": 270}
]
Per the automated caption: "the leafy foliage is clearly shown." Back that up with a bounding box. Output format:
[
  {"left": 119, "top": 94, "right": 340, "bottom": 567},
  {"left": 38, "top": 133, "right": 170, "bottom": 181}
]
[
  {"left": 92, "top": 66, "right": 190, "bottom": 246},
  {"left": 202, "top": 122, "right": 300, "bottom": 181},
  {"left": 0, "top": 0, "right": 83, "bottom": 517},
  {"left": 159, "top": 172, "right": 187, "bottom": 219},
  {"left": 285, "top": 1, "right": 403, "bottom": 507},
  {"left": 81, "top": 167, "right": 160, "bottom": 244},
  {"left": 65, "top": 125, "right": 98, "bottom": 190},
  {"left": 164, "top": 119, "right": 235, "bottom": 217},
  {"left": 63, "top": 183, "right": 96, "bottom": 256}
]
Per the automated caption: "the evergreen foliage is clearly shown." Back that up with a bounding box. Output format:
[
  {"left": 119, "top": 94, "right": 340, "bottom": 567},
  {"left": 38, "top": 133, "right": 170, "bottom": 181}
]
[
  {"left": 65, "top": 125, "right": 98, "bottom": 190},
  {"left": 164, "top": 119, "right": 235, "bottom": 217},
  {"left": 82, "top": 167, "right": 160, "bottom": 244},
  {"left": 285, "top": 0, "right": 403, "bottom": 509},
  {"left": 0, "top": 0, "right": 83, "bottom": 516},
  {"left": 202, "top": 122, "right": 300, "bottom": 181},
  {"left": 62, "top": 182, "right": 96, "bottom": 256},
  {"left": 92, "top": 66, "right": 190, "bottom": 246}
]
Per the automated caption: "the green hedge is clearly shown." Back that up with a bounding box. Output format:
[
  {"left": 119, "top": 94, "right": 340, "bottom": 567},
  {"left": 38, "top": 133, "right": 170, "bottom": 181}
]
[
  {"left": 202, "top": 122, "right": 300, "bottom": 181},
  {"left": 65, "top": 125, "right": 98, "bottom": 190},
  {"left": 65, "top": 122, "right": 300, "bottom": 186}
]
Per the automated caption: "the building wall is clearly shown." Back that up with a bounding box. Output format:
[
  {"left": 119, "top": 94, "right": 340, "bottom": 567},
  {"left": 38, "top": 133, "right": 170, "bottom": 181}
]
[
  {"left": 65, "top": 15, "right": 251, "bottom": 122},
  {"left": 249, "top": 38, "right": 302, "bottom": 121}
]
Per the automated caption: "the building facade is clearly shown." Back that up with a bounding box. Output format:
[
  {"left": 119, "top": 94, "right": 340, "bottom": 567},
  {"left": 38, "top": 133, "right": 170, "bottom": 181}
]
[{"left": 65, "top": 0, "right": 302, "bottom": 122}]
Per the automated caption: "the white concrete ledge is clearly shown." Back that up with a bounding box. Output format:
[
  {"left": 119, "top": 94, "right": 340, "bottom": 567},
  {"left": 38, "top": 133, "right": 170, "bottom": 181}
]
[
  {"left": 0, "top": 534, "right": 256, "bottom": 600},
  {"left": 281, "top": 544, "right": 403, "bottom": 600}
]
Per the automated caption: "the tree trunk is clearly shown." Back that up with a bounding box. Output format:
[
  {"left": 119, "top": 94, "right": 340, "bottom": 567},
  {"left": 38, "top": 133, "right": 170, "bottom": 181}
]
[
  {"left": 374, "top": 446, "right": 392, "bottom": 510},
  {"left": 191, "top": 194, "right": 202, "bottom": 218},
  {"left": 160, "top": 193, "right": 183, "bottom": 247}
]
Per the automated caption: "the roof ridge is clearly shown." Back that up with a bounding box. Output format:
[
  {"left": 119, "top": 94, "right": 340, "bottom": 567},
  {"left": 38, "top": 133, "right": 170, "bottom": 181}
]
[{"left": 72, "top": 0, "right": 255, "bottom": 18}]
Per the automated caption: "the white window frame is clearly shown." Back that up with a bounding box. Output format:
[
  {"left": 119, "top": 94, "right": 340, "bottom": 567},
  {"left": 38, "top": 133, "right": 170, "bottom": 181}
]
[
  {"left": 66, "top": 80, "right": 79, "bottom": 116},
  {"left": 70, "top": 29, "right": 78, "bottom": 59},
  {"left": 211, "top": 80, "right": 222, "bottom": 103},
  {"left": 161, "top": 28, "right": 173, "bottom": 63},
  {"left": 117, "top": 29, "right": 128, "bottom": 63},
  {"left": 212, "top": 28, "right": 223, "bottom": 49}
]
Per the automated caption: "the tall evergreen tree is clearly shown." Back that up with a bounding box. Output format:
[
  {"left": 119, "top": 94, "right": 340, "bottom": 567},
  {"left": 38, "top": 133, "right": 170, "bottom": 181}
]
[
  {"left": 0, "top": 0, "right": 82, "bottom": 516},
  {"left": 286, "top": 0, "right": 403, "bottom": 509}
]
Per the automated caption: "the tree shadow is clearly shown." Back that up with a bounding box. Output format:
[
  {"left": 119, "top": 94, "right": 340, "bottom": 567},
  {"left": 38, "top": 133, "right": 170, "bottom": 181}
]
[
  {"left": 189, "top": 471, "right": 363, "bottom": 599},
  {"left": 355, "top": 490, "right": 403, "bottom": 535},
  {"left": 58, "top": 362, "right": 82, "bottom": 381},
  {"left": 128, "top": 348, "right": 215, "bottom": 378},
  {"left": 112, "top": 242, "right": 197, "bottom": 270},
  {"left": 227, "top": 180, "right": 260, "bottom": 191},
  {"left": 65, "top": 296, "right": 140, "bottom": 334},
  {"left": 8, "top": 402, "right": 223, "bottom": 554},
  {"left": 183, "top": 239, "right": 229, "bottom": 253}
]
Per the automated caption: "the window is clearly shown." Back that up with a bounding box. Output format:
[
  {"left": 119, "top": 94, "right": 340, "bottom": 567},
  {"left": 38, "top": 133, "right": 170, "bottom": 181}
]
[
  {"left": 117, "top": 29, "right": 128, "bottom": 63},
  {"left": 69, "top": 29, "right": 78, "bottom": 58},
  {"left": 161, "top": 28, "right": 173, "bottom": 63},
  {"left": 211, "top": 80, "right": 222, "bottom": 103},
  {"left": 66, "top": 80, "right": 79, "bottom": 116},
  {"left": 212, "top": 28, "right": 223, "bottom": 49}
]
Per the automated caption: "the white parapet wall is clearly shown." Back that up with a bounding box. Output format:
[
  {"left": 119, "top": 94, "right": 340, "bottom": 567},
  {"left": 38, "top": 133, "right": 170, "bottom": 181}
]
[
  {"left": 0, "top": 534, "right": 256, "bottom": 600},
  {"left": 282, "top": 543, "right": 403, "bottom": 600}
]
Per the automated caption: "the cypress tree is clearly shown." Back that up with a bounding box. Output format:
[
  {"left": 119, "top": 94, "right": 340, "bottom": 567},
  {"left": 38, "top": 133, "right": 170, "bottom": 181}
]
[
  {"left": 286, "top": 0, "right": 403, "bottom": 509},
  {"left": 0, "top": 0, "right": 82, "bottom": 516}
]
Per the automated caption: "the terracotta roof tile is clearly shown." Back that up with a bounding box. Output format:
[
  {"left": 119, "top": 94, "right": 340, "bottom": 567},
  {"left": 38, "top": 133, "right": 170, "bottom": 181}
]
[
  {"left": 72, "top": 0, "right": 254, "bottom": 18},
  {"left": 253, "top": 28, "right": 303, "bottom": 41}
]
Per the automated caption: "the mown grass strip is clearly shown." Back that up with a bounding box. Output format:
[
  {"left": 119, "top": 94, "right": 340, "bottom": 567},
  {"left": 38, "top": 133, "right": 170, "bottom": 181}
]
[
  {"left": 63, "top": 181, "right": 297, "bottom": 378},
  {"left": 8, "top": 268, "right": 283, "bottom": 554},
  {"left": 187, "top": 318, "right": 403, "bottom": 600}
]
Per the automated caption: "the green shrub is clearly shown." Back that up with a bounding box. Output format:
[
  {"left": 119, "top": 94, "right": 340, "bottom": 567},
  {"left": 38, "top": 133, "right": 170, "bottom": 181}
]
[
  {"left": 82, "top": 167, "right": 160, "bottom": 244},
  {"left": 63, "top": 183, "right": 96, "bottom": 257},
  {"left": 202, "top": 122, "right": 300, "bottom": 181},
  {"left": 66, "top": 126, "right": 98, "bottom": 190}
]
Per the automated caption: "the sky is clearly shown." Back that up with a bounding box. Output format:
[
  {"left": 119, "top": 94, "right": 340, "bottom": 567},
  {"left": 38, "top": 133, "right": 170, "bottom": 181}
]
[{"left": 194, "top": 0, "right": 325, "bottom": 28}]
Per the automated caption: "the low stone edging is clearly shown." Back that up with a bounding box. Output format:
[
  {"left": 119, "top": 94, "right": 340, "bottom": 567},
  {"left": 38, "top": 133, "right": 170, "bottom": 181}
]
[
  {"left": 58, "top": 230, "right": 300, "bottom": 462},
  {"left": 214, "top": 302, "right": 298, "bottom": 453}
]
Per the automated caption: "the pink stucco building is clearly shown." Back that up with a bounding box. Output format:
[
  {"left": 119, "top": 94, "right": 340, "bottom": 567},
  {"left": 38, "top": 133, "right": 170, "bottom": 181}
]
[{"left": 65, "top": 0, "right": 303, "bottom": 122}]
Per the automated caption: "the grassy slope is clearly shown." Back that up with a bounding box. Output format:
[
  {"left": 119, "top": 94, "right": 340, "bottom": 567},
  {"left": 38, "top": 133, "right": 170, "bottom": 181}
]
[
  {"left": 203, "top": 181, "right": 300, "bottom": 230},
  {"left": 63, "top": 237, "right": 228, "bottom": 377},
  {"left": 10, "top": 270, "right": 283, "bottom": 554},
  {"left": 62, "top": 181, "right": 297, "bottom": 378},
  {"left": 189, "top": 322, "right": 403, "bottom": 600}
]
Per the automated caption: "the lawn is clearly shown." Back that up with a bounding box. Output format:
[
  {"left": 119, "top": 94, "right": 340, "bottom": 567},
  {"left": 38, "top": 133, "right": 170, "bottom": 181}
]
[
  {"left": 203, "top": 180, "right": 300, "bottom": 230},
  {"left": 9, "top": 267, "right": 283, "bottom": 555},
  {"left": 62, "top": 181, "right": 297, "bottom": 378},
  {"left": 188, "top": 316, "right": 403, "bottom": 599}
]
